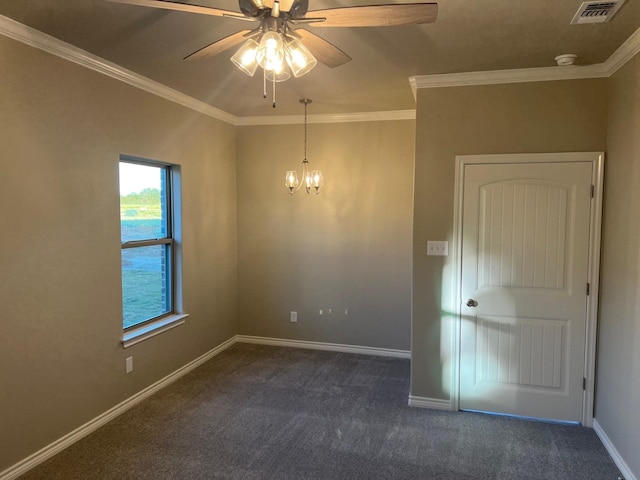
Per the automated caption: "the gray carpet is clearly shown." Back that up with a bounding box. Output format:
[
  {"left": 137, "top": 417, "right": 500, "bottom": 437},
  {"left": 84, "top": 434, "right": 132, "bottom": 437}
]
[{"left": 20, "top": 344, "right": 621, "bottom": 479}]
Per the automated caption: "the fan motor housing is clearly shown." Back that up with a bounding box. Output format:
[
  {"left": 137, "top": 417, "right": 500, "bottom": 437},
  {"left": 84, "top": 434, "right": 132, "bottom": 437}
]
[{"left": 239, "top": 0, "right": 309, "bottom": 18}]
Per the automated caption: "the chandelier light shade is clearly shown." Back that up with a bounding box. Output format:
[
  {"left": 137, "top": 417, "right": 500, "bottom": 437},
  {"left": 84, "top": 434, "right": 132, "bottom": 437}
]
[
  {"left": 285, "top": 170, "right": 299, "bottom": 190},
  {"left": 230, "top": 18, "right": 318, "bottom": 107},
  {"left": 310, "top": 170, "right": 324, "bottom": 190},
  {"left": 286, "top": 99, "right": 323, "bottom": 195}
]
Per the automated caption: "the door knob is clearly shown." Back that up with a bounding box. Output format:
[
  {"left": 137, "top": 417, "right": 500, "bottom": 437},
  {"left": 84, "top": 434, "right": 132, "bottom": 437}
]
[{"left": 466, "top": 298, "right": 478, "bottom": 307}]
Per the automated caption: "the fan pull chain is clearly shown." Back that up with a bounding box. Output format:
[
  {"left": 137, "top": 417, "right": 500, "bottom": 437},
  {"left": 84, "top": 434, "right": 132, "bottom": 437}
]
[
  {"left": 263, "top": 68, "right": 267, "bottom": 99},
  {"left": 272, "top": 74, "right": 276, "bottom": 108}
]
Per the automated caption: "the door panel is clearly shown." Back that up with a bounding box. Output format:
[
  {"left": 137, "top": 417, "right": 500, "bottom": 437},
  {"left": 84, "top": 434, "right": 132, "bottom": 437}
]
[
  {"left": 478, "top": 182, "right": 568, "bottom": 289},
  {"left": 474, "top": 316, "right": 565, "bottom": 388},
  {"left": 460, "top": 161, "right": 592, "bottom": 422}
]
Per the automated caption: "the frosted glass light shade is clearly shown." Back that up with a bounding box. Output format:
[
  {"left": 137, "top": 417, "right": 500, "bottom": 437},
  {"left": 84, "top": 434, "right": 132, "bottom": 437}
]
[
  {"left": 231, "top": 38, "right": 259, "bottom": 76},
  {"left": 285, "top": 38, "right": 317, "bottom": 77},
  {"left": 256, "top": 31, "right": 284, "bottom": 71}
]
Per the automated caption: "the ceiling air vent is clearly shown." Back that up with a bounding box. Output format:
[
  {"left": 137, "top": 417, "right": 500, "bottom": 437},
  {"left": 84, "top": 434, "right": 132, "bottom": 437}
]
[{"left": 571, "top": 0, "right": 626, "bottom": 24}]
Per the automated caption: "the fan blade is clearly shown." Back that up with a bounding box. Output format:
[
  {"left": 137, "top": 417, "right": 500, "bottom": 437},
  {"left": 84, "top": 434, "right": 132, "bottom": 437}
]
[
  {"left": 106, "top": 0, "right": 241, "bottom": 18},
  {"left": 295, "top": 29, "right": 351, "bottom": 68},
  {"left": 184, "top": 29, "right": 253, "bottom": 60},
  {"left": 307, "top": 3, "right": 437, "bottom": 27}
]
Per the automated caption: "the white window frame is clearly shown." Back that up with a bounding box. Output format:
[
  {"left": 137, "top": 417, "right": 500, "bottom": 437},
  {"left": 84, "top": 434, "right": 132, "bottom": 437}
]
[{"left": 119, "top": 155, "right": 187, "bottom": 348}]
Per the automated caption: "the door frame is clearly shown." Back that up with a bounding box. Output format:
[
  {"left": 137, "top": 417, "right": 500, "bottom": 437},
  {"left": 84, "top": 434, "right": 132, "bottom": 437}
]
[{"left": 450, "top": 152, "right": 604, "bottom": 426}]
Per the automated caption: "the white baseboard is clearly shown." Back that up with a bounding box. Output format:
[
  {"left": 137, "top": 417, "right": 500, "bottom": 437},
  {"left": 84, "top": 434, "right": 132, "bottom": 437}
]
[
  {"left": 593, "top": 419, "right": 637, "bottom": 480},
  {"left": 408, "top": 395, "right": 453, "bottom": 410},
  {"left": 0, "top": 336, "right": 238, "bottom": 480},
  {"left": 235, "top": 335, "right": 411, "bottom": 359}
]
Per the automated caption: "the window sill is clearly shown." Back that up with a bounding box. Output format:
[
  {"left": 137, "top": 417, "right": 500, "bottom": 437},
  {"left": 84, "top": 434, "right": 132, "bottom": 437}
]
[{"left": 121, "top": 314, "right": 189, "bottom": 348}]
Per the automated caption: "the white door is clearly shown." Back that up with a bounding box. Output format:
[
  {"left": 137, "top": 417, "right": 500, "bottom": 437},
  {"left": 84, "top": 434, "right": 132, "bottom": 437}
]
[{"left": 459, "top": 160, "right": 593, "bottom": 422}]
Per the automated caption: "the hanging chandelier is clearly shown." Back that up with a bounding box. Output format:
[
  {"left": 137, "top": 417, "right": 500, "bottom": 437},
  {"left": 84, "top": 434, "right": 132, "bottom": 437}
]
[
  {"left": 285, "top": 99, "right": 323, "bottom": 195},
  {"left": 230, "top": 17, "right": 317, "bottom": 107}
]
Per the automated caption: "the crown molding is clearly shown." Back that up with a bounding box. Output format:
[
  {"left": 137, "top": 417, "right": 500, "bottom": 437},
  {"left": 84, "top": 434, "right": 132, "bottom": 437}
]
[
  {"left": 236, "top": 109, "right": 416, "bottom": 126},
  {"left": 409, "top": 64, "right": 608, "bottom": 98},
  {"left": 0, "top": 14, "right": 239, "bottom": 125},
  {"left": 410, "top": 26, "right": 640, "bottom": 98},
  {"left": 603, "top": 26, "right": 640, "bottom": 75}
]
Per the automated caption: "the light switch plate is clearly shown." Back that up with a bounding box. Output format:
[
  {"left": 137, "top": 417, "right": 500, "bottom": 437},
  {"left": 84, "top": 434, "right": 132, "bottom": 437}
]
[{"left": 427, "top": 241, "right": 449, "bottom": 256}]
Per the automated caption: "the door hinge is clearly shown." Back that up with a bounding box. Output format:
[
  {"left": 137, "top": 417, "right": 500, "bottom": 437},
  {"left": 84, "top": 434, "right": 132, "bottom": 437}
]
[
  {"left": 583, "top": 377, "right": 587, "bottom": 390},
  {"left": 586, "top": 283, "right": 590, "bottom": 296},
  {"left": 591, "top": 185, "right": 595, "bottom": 198}
]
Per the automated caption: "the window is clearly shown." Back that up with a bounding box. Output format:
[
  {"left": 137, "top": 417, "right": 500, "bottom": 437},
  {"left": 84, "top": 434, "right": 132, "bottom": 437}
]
[{"left": 119, "top": 158, "right": 184, "bottom": 340}]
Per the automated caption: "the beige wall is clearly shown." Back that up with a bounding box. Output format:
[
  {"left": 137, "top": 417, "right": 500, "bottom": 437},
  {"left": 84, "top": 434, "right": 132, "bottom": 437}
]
[
  {"left": 236, "top": 121, "right": 415, "bottom": 350},
  {"left": 0, "top": 36, "right": 238, "bottom": 471},
  {"left": 596, "top": 53, "right": 640, "bottom": 477},
  {"left": 412, "top": 79, "right": 608, "bottom": 399}
]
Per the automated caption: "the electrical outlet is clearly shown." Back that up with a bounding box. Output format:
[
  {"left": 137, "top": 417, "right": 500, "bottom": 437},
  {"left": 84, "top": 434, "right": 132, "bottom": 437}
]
[
  {"left": 125, "top": 356, "right": 133, "bottom": 374},
  {"left": 319, "top": 309, "right": 323, "bottom": 315},
  {"left": 328, "top": 308, "right": 332, "bottom": 315},
  {"left": 290, "top": 311, "right": 297, "bottom": 323}
]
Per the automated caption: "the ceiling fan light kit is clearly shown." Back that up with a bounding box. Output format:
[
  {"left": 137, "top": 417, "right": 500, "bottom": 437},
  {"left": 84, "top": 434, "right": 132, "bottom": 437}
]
[
  {"left": 231, "top": 17, "right": 320, "bottom": 106},
  {"left": 198, "top": 14, "right": 313, "bottom": 106},
  {"left": 106, "top": 0, "right": 438, "bottom": 107}
]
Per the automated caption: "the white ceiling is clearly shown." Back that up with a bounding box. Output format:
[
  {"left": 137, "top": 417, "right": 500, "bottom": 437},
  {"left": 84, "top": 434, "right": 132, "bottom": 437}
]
[{"left": 1, "top": 0, "right": 639, "bottom": 116}]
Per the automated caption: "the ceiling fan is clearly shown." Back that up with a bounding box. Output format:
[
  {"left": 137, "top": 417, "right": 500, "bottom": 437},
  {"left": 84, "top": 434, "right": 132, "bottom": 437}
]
[{"left": 107, "top": 0, "right": 438, "bottom": 105}]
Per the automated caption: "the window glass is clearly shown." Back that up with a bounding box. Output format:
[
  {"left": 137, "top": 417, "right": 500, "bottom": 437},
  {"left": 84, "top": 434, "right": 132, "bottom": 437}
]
[
  {"left": 120, "top": 163, "right": 167, "bottom": 240},
  {"left": 119, "top": 160, "right": 173, "bottom": 329},
  {"left": 121, "top": 245, "right": 172, "bottom": 328}
]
